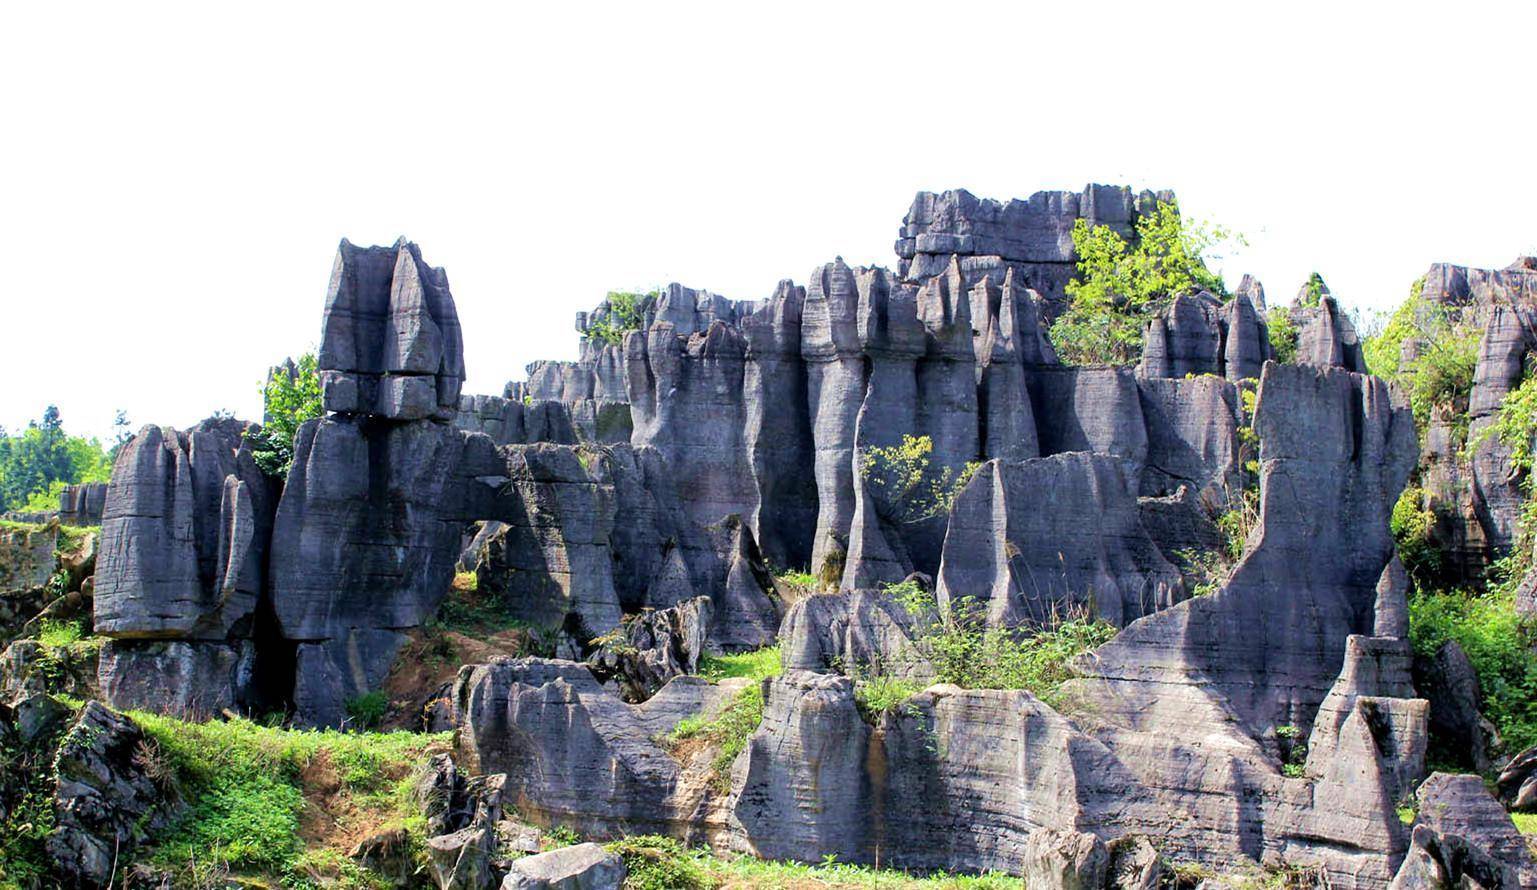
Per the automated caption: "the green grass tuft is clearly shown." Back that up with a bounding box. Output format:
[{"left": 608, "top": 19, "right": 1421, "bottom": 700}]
[{"left": 697, "top": 645, "right": 782, "bottom": 683}]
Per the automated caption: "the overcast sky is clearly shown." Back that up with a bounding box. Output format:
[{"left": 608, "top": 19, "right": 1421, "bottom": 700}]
[{"left": 3, "top": 2, "right": 1534, "bottom": 441}]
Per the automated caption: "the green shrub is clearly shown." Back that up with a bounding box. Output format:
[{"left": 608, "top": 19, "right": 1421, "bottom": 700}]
[
  {"left": 1362, "top": 277, "right": 1425, "bottom": 379},
  {"left": 1266, "top": 307, "right": 1298, "bottom": 364},
  {"left": 1048, "top": 201, "right": 1235, "bottom": 365},
  {"left": 246, "top": 352, "right": 323, "bottom": 478},
  {"left": 1408, "top": 589, "right": 1537, "bottom": 755},
  {"left": 606, "top": 835, "right": 714, "bottom": 890},
  {"left": 36, "top": 618, "right": 83, "bottom": 649},
  {"left": 585, "top": 290, "right": 655, "bottom": 346},
  {"left": 885, "top": 582, "right": 1116, "bottom": 708},
  {"left": 851, "top": 673, "right": 924, "bottom": 723},
  {"left": 1299, "top": 272, "right": 1328, "bottom": 308},
  {"left": 860, "top": 434, "right": 980, "bottom": 523},
  {"left": 345, "top": 691, "right": 389, "bottom": 729},
  {"left": 1391, "top": 486, "right": 1442, "bottom": 584}
]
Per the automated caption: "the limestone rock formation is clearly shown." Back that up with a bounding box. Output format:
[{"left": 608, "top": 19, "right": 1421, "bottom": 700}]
[
  {"left": 1405, "top": 773, "right": 1537, "bottom": 887},
  {"left": 502, "top": 843, "right": 627, "bottom": 890},
  {"left": 319, "top": 238, "right": 464, "bottom": 421}
]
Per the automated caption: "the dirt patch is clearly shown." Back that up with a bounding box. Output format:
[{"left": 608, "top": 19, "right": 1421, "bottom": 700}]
[{"left": 378, "top": 625, "right": 537, "bottom": 730}]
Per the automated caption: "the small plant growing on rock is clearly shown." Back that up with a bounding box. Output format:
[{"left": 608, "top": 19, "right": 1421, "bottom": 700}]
[
  {"left": 343, "top": 691, "right": 389, "bottom": 729},
  {"left": 584, "top": 290, "right": 655, "bottom": 346},
  {"left": 860, "top": 434, "right": 980, "bottom": 523},
  {"left": 245, "top": 352, "right": 323, "bottom": 478}
]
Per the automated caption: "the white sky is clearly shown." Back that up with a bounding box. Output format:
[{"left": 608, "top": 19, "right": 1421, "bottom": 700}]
[{"left": 3, "top": 2, "right": 1535, "bottom": 441}]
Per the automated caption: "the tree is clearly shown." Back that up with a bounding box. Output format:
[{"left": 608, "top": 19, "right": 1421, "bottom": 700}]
[
  {"left": 859, "top": 434, "right": 980, "bottom": 523},
  {"left": 246, "top": 353, "right": 324, "bottom": 478},
  {"left": 0, "top": 406, "right": 113, "bottom": 512},
  {"left": 1047, "top": 202, "right": 1235, "bottom": 365}
]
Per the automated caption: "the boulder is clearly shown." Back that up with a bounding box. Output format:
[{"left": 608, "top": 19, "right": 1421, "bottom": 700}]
[
  {"left": 587, "top": 596, "right": 712, "bottom": 702},
  {"left": 1412, "top": 772, "right": 1537, "bottom": 887},
  {"left": 48, "top": 702, "right": 175, "bottom": 888},
  {"left": 1497, "top": 744, "right": 1537, "bottom": 811},
  {"left": 501, "top": 843, "right": 627, "bottom": 890},
  {"left": 1021, "top": 829, "right": 1108, "bottom": 890},
  {"left": 0, "top": 521, "right": 57, "bottom": 590},
  {"left": 1416, "top": 640, "right": 1501, "bottom": 773}
]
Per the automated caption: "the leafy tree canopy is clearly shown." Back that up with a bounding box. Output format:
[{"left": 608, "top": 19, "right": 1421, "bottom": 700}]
[
  {"left": 1048, "top": 202, "right": 1236, "bottom": 365},
  {"left": 0, "top": 406, "right": 115, "bottom": 513},
  {"left": 246, "top": 353, "right": 323, "bottom": 478}
]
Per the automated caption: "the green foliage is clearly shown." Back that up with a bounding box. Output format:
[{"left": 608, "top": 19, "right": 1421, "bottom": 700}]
[
  {"left": 697, "top": 645, "right": 782, "bottom": 683},
  {"left": 1299, "top": 272, "right": 1328, "bottom": 308},
  {"left": 883, "top": 581, "right": 1116, "bottom": 708},
  {"left": 1391, "top": 486, "right": 1443, "bottom": 585},
  {"left": 1049, "top": 201, "right": 1235, "bottom": 365},
  {"left": 345, "top": 691, "right": 389, "bottom": 729},
  {"left": 1362, "top": 280, "right": 1480, "bottom": 437},
  {"left": 246, "top": 352, "right": 324, "bottom": 478},
  {"left": 774, "top": 568, "right": 819, "bottom": 591},
  {"left": 0, "top": 405, "right": 115, "bottom": 513},
  {"left": 859, "top": 434, "right": 981, "bottom": 523},
  {"left": 585, "top": 290, "right": 655, "bottom": 346},
  {"left": 1362, "top": 277, "right": 1426, "bottom": 379},
  {"left": 130, "top": 709, "right": 449, "bottom": 883},
  {"left": 36, "top": 618, "right": 83, "bottom": 648},
  {"left": 1408, "top": 589, "right": 1537, "bottom": 755},
  {"left": 1475, "top": 369, "right": 1537, "bottom": 596},
  {"left": 668, "top": 684, "right": 765, "bottom": 789},
  {"left": 0, "top": 697, "right": 73, "bottom": 888},
  {"left": 1266, "top": 307, "right": 1298, "bottom": 364},
  {"left": 1513, "top": 812, "right": 1537, "bottom": 835},
  {"left": 851, "top": 673, "right": 924, "bottom": 723},
  {"left": 607, "top": 835, "right": 714, "bottom": 890}
]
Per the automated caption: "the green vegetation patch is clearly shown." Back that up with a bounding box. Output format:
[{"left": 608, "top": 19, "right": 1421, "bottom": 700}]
[
  {"left": 667, "top": 684, "right": 766, "bottom": 790},
  {"left": 1048, "top": 201, "right": 1237, "bottom": 366},
  {"left": 697, "top": 645, "right": 781, "bottom": 683},
  {"left": 246, "top": 352, "right": 324, "bottom": 478},
  {"left": 585, "top": 290, "right": 657, "bottom": 346},
  {"left": 1408, "top": 588, "right": 1537, "bottom": 755},
  {"left": 860, "top": 434, "right": 980, "bottom": 523},
  {"left": 129, "top": 710, "right": 450, "bottom": 885},
  {"left": 607, "top": 834, "right": 1026, "bottom": 889}
]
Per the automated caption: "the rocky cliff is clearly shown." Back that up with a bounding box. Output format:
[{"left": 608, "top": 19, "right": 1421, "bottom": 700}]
[{"left": 57, "top": 184, "right": 1537, "bottom": 887}]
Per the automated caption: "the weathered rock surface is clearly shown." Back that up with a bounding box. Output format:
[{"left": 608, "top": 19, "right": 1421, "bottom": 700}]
[
  {"left": 319, "top": 238, "right": 464, "bottom": 421},
  {"left": 1409, "top": 772, "right": 1537, "bottom": 888},
  {"left": 456, "top": 658, "right": 747, "bottom": 838},
  {"left": 0, "top": 520, "right": 56, "bottom": 590},
  {"left": 588, "top": 596, "right": 712, "bottom": 702},
  {"left": 48, "top": 702, "right": 175, "bottom": 888},
  {"left": 501, "top": 843, "right": 627, "bottom": 890},
  {"left": 1416, "top": 640, "right": 1501, "bottom": 773},
  {"left": 59, "top": 482, "right": 108, "bottom": 527},
  {"left": 936, "top": 452, "right": 1185, "bottom": 628},
  {"left": 95, "top": 420, "right": 274, "bottom": 640}
]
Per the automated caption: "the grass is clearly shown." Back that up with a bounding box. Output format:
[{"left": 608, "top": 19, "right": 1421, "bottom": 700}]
[
  {"left": 776, "top": 569, "right": 819, "bottom": 590},
  {"left": 1513, "top": 812, "right": 1537, "bottom": 835},
  {"left": 128, "top": 710, "right": 451, "bottom": 887},
  {"left": 608, "top": 834, "right": 1025, "bottom": 889},
  {"left": 698, "top": 645, "right": 782, "bottom": 682},
  {"left": 432, "top": 570, "right": 550, "bottom": 641},
  {"left": 668, "top": 686, "right": 766, "bottom": 790}
]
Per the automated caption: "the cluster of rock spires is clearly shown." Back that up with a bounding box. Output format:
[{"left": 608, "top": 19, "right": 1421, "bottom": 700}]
[{"left": 9, "top": 185, "right": 1536, "bottom": 886}]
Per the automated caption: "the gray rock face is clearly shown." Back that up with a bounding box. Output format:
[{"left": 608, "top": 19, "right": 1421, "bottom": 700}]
[
  {"left": 730, "top": 671, "right": 1170, "bottom": 874},
  {"left": 894, "top": 185, "right": 1172, "bottom": 307},
  {"left": 48, "top": 702, "right": 175, "bottom": 889},
  {"left": 0, "top": 521, "right": 56, "bottom": 590},
  {"left": 1137, "top": 292, "right": 1272, "bottom": 383},
  {"left": 779, "top": 589, "right": 932, "bottom": 680},
  {"left": 456, "top": 658, "right": 744, "bottom": 838},
  {"left": 1416, "top": 640, "right": 1501, "bottom": 773},
  {"left": 588, "top": 596, "right": 712, "bottom": 701},
  {"left": 473, "top": 444, "right": 623, "bottom": 636},
  {"left": 1498, "top": 745, "right": 1537, "bottom": 811},
  {"left": 97, "top": 639, "right": 253, "bottom": 717},
  {"left": 1411, "top": 772, "right": 1537, "bottom": 888},
  {"left": 936, "top": 453, "right": 1184, "bottom": 628},
  {"left": 59, "top": 482, "right": 107, "bottom": 527},
  {"left": 501, "top": 843, "right": 627, "bottom": 890},
  {"left": 95, "top": 420, "right": 274, "bottom": 640},
  {"left": 318, "top": 238, "right": 464, "bottom": 421}
]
